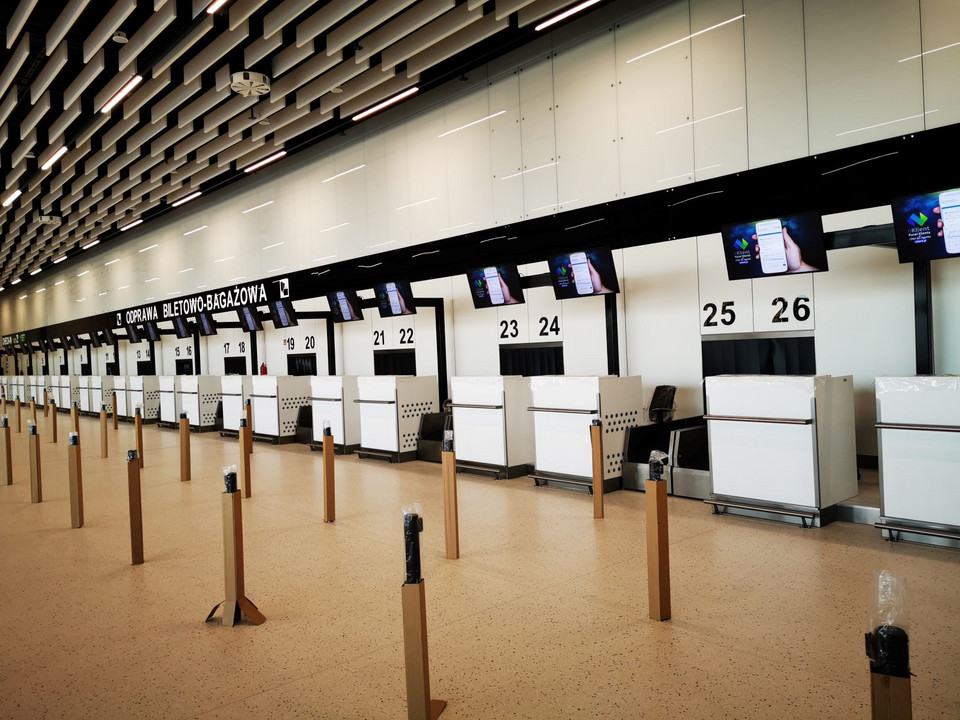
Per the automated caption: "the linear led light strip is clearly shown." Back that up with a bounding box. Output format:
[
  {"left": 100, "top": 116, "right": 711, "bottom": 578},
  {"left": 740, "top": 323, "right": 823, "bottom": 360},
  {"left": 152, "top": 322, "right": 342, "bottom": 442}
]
[
  {"left": 100, "top": 75, "right": 143, "bottom": 114},
  {"left": 2, "top": 189, "right": 22, "bottom": 207},
  {"left": 41, "top": 146, "right": 68, "bottom": 171},
  {"left": 53, "top": 255, "right": 67, "bottom": 264},
  {"left": 206, "top": 0, "right": 229, "bottom": 12},
  {"left": 171, "top": 191, "right": 201, "bottom": 207},
  {"left": 535, "top": 0, "right": 604, "bottom": 32},
  {"left": 626, "top": 14, "right": 745, "bottom": 63},
  {"left": 353, "top": 87, "right": 418, "bottom": 122},
  {"left": 82, "top": 239, "right": 100, "bottom": 249},
  {"left": 121, "top": 219, "right": 143, "bottom": 231},
  {"left": 243, "top": 150, "right": 286, "bottom": 173}
]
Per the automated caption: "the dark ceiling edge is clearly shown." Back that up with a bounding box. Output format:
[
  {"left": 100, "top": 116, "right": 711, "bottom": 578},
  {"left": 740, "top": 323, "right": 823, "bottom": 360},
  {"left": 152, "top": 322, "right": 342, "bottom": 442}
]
[{"left": 5, "top": 120, "right": 958, "bottom": 347}]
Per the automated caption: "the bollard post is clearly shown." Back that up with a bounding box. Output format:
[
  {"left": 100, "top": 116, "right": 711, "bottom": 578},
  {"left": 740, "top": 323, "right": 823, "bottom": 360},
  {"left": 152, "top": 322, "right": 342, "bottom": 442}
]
[
  {"left": 71, "top": 402, "right": 80, "bottom": 434},
  {"left": 43, "top": 389, "right": 48, "bottom": 417},
  {"left": 646, "top": 451, "right": 671, "bottom": 621},
  {"left": 134, "top": 407, "right": 144, "bottom": 469},
  {"left": 0, "top": 415, "right": 11, "bottom": 485},
  {"left": 590, "top": 420, "right": 604, "bottom": 519},
  {"left": 205, "top": 469, "right": 265, "bottom": 626},
  {"left": 30, "top": 398, "right": 37, "bottom": 427},
  {"left": 100, "top": 406, "right": 108, "bottom": 458},
  {"left": 111, "top": 392, "right": 118, "bottom": 430},
  {"left": 127, "top": 450, "right": 144, "bottom": 565},
  {"left": 48, "top": 399, "right": 58, "bottom": 443},
  {"left": 238, "top": 418, "right": 252, "bottom": 498},
  {"left": 28, "top": 422, "right": 42, "bottom": 503},
  {"left": 866, "top": 571, "right": 912, "bottom": 720},
  {"left": 322, "top": 424, "right": 335, "bottom": 522},
  {"left": 67, "top": 432, "right": 84, "bottom": 529},
  {"left": 15, "top": 397, "right": 21, "bottom": 433},
  {"left": 179, "top": 413, "right": 191, "bottom": 482},
  {"left": 441, "top": 430, "right": 458, "bottom": 560},
  {"left": 401, "top": 507, "right": 446, "bottom": 720},
  {"left": 245, "top": 399, "right": 253, "bottom": 454}
]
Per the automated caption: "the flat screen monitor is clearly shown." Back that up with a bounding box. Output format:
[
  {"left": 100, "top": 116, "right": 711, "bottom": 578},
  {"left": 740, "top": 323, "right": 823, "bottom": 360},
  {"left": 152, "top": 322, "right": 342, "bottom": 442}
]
[
  {"left": 172, "top": 316, "right": 191, "bottom": 339},
  {"left": 237, "top": 306, "right": 263, "bottom": 332},
  {"left": 720, "top": 212, "right": 828, "bottom": 280},
  {"left": 125, "top": 323, "right": 142, "bottom": 344},
  {"left": 547, "top": 247, "right": 620, "bottom": 299},
  {"left": 466, "top": 263, "right": 525, "bottom": 309},
  {"left": 196, "top": 312, "right": 217, "bottom": 337},
  {"left": 375, "top": 281, "right": 417, "bottom": 317},
  {"left": 89, "top": 332, "right": 102, "bottom": 348},
  {"left": 62, "top": 335, "right": 79, "bottom": 350},
  {"left": 143, "top": 321, "right": 160, "bottom": 343},
  {"left": 268, "top": 299, "right": 299, "bottom": 328},
  {"left": 892, "top": 188, "right": 960, "bottom": 262},
  {"left": 102, "top": 328, "right": 116, "bottom": 344},
  {"left": 327, "top": 290, "right": 364, "bottom": 322}
]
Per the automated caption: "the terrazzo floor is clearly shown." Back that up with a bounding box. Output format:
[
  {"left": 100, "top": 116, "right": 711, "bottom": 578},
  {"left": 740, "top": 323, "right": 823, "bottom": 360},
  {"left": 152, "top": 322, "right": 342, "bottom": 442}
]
[{"left": 1, "top": 413, "right": 958, "bottom": 719}]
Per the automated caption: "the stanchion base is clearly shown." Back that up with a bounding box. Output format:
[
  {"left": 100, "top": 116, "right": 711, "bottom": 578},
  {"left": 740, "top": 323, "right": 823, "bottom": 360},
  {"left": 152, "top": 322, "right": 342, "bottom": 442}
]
[
  {"left": 428, "top": 699, "right": 447, "bottom": 719},
  {"left": 205, "top": 596, "right": 266, "bottom": 627}
]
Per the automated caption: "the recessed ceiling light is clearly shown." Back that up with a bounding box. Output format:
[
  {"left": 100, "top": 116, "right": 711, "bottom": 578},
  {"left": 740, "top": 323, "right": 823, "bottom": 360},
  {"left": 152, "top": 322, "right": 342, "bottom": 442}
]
[
  {"left": 206, "top": 0, "right": 230, "bottom": 13},
  {"left": 29, "top": 268, "right": 42, "bottom": 276},
  {"left": 2, "top": 189, "right": 22, "bottom": 207},
  {"left": 53, "top": 255, "right": 67, "bottom": 264},
  {"left": 100, "top": 75, "right": 142, "bottom": 114},
  {"left": 535, "top": 0, "right": 603, "bottom": 31},
  {"left": 243, "top": 150, "right": 286, "bottom": 173},
  {"left": 81, "top": 239, "right": 100, "bottom": 249},
  {"left": 171, "top": 191, "right": 201, "bottom": 207},
  {"left": 352, "top": 87, "right": 418, "bottom": 121},
  {"left": 262, "top": 241, "right": 284, "bottom": 250},
  {"left": 40, "top": 146, "right": 69, "bottom": 171},
  {"left": 112, "top": 30, "right": 128, "bottom": 44},
  {"left": 35, "top": 288, "right": 45, "bottom": 293},
  {"left": 321, "top": 166, "right": 365, "bottom": 183},
  {"left": 10, "top": 278, "right": 21, "bottom": 285},
  {"left": 122, "top": 219, "right": 144, "bottom": 232}
]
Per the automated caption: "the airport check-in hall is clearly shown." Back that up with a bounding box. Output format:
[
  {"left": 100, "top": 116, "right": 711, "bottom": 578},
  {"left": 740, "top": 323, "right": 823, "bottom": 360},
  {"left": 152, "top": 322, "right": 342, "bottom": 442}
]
[{"left": 0, "top": 0, "right": 958, "bottom": 717}]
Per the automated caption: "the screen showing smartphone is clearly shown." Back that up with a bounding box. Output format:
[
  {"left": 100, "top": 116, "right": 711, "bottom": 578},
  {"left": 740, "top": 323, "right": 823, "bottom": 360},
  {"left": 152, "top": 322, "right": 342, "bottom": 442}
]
[
  {"left": 755, "top": 219, "right": 788, "bottom": 274},
  {"left": 892, "top": 189, "right": 960, "bottom": 262},
  {"left": 466, "top": 264, "right": 525, "bottom": 309},
  {"left": 374, "top": 281, "right": 416, "bottom": 318},
  {"left": 327, "top": 290, "right": 364, "bottom": 322},
  {"left": 939, "top": 189, "right": 960, "bottom": 255},
  {"left": 720, "top": 212, "right": 827, "bottom": 280},
  {"left": 546, "top": 247, "right": 619, "bottom": 300},
  {"left": 569, "top": 252, "right": 595, "bottom": 295},
  {"left": 484, "top": 267, "right": 505, "bottom": 305}
]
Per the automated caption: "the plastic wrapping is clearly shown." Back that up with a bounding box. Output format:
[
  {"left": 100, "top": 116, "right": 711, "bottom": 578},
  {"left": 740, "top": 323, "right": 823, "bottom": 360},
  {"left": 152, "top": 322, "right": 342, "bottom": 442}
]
[
  {"left": 28, "top": 421, "right": 37, "bottom": 435},
  {"left": 442, "top": 429, "right": 454, "bottom": 453},
  {"left": 648, "top": 450, "right": 669, "bottom": 482},
  {"left": 180, "top": 412, "right": 188, "bottom": 419},
  {"left": 865, "top": 571, "right": 910, "bottom": 677},
  {"left": 127, "top": 449, "right": 138, "bottom": 461},
  {"left": 875, "top": 375, "right": 960, "bottom": 426},
  {"left": 72, "top": 401, "right": 78, "bottom": 408},
  {"left": 0, "top": 415, "right": 7, "bottom": 428},
  {"left": 322, "top": 420, "right": 332, "bottom": 437},
  {"left": 239, "top": 417, "right": 247, "bottom": 428},
  {"left": 402, "top": 503, "right": 424, "bottom": 585},
  {"left": 68, "top": 432, "right": 79, "bottom": 446},
  {"left": 223, "top": 465, "right": 238, "bottom": 493}
]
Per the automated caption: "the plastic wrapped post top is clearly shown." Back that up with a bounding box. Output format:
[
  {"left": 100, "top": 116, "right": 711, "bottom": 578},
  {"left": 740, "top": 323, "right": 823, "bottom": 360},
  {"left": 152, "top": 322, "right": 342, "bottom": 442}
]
[
  {"left": 402, "top": 503, "right": 424, "bottom": 585},
  {"left": 648, "top": 450, "right": 669, "bottom": 482},
  {"left": 865, "top": 571, "right": 910, "bottom": 678},
  {"left": 127, "top": 449, "right": 138, "bottom": 461},
  {"left": 239, "top": 417, "right": 247, "bottom": 428},
  {"left": 442, "top": 428, "right": 454, "bottom": 453},
  {"left": 0, "top": 415, "right": 6, "bottom": 428},
  {"left": 180, "top": 412, "right": 188, "bottom": 419},
  {"left": 28, "top": 421, "right": 37, "bottom": 435},
  {"left": 322, "top": 420, "right": 332, "bottom": 437},
  {"left": 72, "top": 401, "right": 78, "bottom": 408},
  {"left": 135, "top": 404, "right": 142, "bottom": 416},
  {"left": 223, "top": 465, "right": 238, "bottom": 493},
  {"left": 68, "top": 432, "right": 79, "bottom": 446}
]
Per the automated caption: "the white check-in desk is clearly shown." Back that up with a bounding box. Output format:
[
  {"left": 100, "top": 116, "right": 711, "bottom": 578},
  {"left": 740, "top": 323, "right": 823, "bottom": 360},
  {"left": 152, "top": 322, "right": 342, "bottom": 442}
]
[
  {"left": 220, "top": 375, "right": 252, "bottom": 436},
  {"left": 77, "top": 376, "right": 93, "bottom": 413},
  {"left": 528, "top": 375, "right": 643, "bottom": 493},
  {"left": 13, "top": 375, "right": 26, "bottom": 402},
  {"left": 876, "top": 376, "right": 960, "bottom": 546},
  {"left": 450, "top": 376, "right": 533, "bottom": 479},
  {"left": 705, "top": 375, "right": 857, "bottom": 527},
  {"left": 27, "top": 375, "right": 45, "bottom": 405},
  {"left": 158, "top": 376, "right": 181, "bottom": 425},
  {"left": 91, "top": 376, "right": 115, "bottom": 413},
  {"left": 309, "top": 375, "right": 360, "bottom": 454},
  {"left": 250, "top": 375, "right": 311, "bottom": 443},
  {"left": 57, "top": 375, "right": 78, "bottom": 410},
  {"left": 114, "top": 376, "right": 131, "bottom": 418},
  {"left": 356, "top": 376, "right": 439, "bottom": 462},
  {"left": 179, "top": 375, "right": 220, "bottom": 431},
  {"left": 128, "top": 375, "right": 160, "bottom": 421}
]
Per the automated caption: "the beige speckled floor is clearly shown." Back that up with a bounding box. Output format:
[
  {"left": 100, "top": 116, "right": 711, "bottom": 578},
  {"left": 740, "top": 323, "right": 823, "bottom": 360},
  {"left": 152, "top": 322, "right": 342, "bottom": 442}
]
[{"left": 0, "top": 414, "right": 958, "bottom": 719}]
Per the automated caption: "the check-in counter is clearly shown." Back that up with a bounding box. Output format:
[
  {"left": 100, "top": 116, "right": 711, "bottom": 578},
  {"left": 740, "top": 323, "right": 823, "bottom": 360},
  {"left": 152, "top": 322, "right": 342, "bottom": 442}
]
[
  {"left": 128, "top": 376, "right": 160, "bottom": 421},
  {"left": 220, "top": 375, "right": 252, "bottom": 435},
  {"left": 78, "top": 376, "right": 93, "bottom": 413},
  {"left": 705, "top": 375, "right": 857, "bottom": 526},
  {"left": 91, "top": 376, "right": 115, "bottom": 412},
  {"left": 0, "top": 376, "right": 8, "bottom": 399},
  {"left": 57, "top": 375, "right": 78, "bottom": 410},
  {"left": 450, "top": 376, "right": 534, "bottom": 478},
  {"left": 158, "top": 376, "right": 181, "bottom": 425},
  {"left": 250, "top": 375, "right": 311, "bottom": 443},
  {"left": 356, "top": 376, "right": 439, "bottom": 462},
  {"left": 310, "top": 375, "right": 360, "bottom": 453},
  {"left": 179, "top": 375, "right": 220, "bottom": 431},
  {"left": 114, "top": 376, "right": 131, "bottom": 418},
  {"left": 528, "top": 375, "right": 643, "bottom": 492},
  {"left": 13, "top": 375, "right": 26, "bottom": 402},
  {"left": 876, "top": 376, "right": 960, "bottom": 546},
  {"left": 28, "top": 375, "right": 45, "bottom": 404}
]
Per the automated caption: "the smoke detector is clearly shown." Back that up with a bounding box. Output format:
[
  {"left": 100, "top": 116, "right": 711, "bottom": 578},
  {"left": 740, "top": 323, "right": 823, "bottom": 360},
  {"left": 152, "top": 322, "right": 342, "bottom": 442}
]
[
  {"left": 39, "top": 215, "right": 61, "bottom": 227},
  {"left": 230, "top": 71, "right": 270, "bottom": 97},
  {"left": 112, "top": 30, "right": 128, "bottom": 44}
]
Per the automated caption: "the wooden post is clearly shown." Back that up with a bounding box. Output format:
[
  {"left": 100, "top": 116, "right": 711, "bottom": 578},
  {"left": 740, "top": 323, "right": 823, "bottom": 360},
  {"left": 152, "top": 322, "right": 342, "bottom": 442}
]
[
  {"left": 28, "top": 423, "right": 42, "bottom": 503},
  {"left": 30, "top": 399, "right": 37, "bottom": 427},
  {"left": 111, "top": 392, "right": 118, "bottom": 430},
  {"left": 179, "top": 414, "right": 191, "bottom": 482},
  {"left": 100, "top": 407, "right": 108, "bottom": 458},
  {"left": 205, "top": 472, "right": 265, "bottom": 626},
  {"left": 402, "top": 582, "right": 447, "bottom": 720},
  {"left": 15, "top": 397, "right": 21, "bottom": 433},
  {"left": 239, "top": 419, "right": 252, "bottom": 498},
  {"left": 870, "top": 674, "right": 912, "bottom": 720},
  {"left": 646, "top": 454, "right": 671, "bottom": 622},
  {"left": 590, "top": 422, "right": 604, "bottom": 519},
  {"left": 134, "top": 408, "right": 144, "bottom": 469},
  {"left": 47, "top": 399, "right": 58, "bottom": 443},
  {"left": 43, "top": 389, "right": 48, "bottom": 417},
  {"left": 71, "top": 402, "right": 80, "bottom": 434},
  {"left": 322, "top": 431, "right": 335, "bottom": 522},
  {"left": 68, "top": 433, "right": 84, "bottom": 528},
  {"left": 127, "top": 451, "right": 144, "bottom": 565},
  {"left": 245, "top": 400, "right": 253, "bottom": 454},
  {"left": 442, "top": 450, "right": 459, "bottom": 560},
  {"left": 0, "top": 420, "right": 11, "bottom": 485}
]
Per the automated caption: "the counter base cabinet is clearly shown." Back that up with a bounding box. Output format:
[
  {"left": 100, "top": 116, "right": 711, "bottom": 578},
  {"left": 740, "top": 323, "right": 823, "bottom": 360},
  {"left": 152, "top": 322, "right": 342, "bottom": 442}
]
[
  {"left": 251, "top": 376, "right": 311, "bottom": 443},
  {"left": 180, "top": 376, "right": 221, "bottom": 431},
  {"left": 876, "top": 376, "right": 960, "bottom": 548},
  {"left": 706, "top": 374, "right": 857, "bottom": 528},
  {"left": 309, "top": 376, "right": 360, "bottom": 455},
  {"left": 356, "top": 376, "right": 439, "bottom": 463},
  {"left": 158, "top": 377, "right": 181, "bottom": 427},
  {"left": 220, "top": 376, "right": 252, "bottom": 436}
]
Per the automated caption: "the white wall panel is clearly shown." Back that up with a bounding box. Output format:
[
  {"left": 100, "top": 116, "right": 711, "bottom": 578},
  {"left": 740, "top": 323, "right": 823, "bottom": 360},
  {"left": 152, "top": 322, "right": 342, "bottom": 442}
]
[
  {"left": 439, "top": 89, "right": 495, "bottom": 235},
  {"left": 696, "top": 233, "right": 754, "bottom": 335},
  {"left": 804, "top": 0, "right": 925, "bottom": 152},
  {"left": 404, "top": 105, "right": 447, "bottom": 243},
  {"left": 560, "top": 294, "right": 607, "bottom": 376},
  {"left": 918, "top": 0, "right": 960, "bottom": 129},
  {"left": 689, "top": 0, "right": 748, "bottom": 180},
  {"left": 451, "top": 273, "right": 499, "bottom": 375},
  {"left": 340, "top": 314, "right": 374, "bottom": 376},
  {"left": 813, "top": 246, "right": 914, "bottom": 456},
  {"left": 488, "top": 70, "right": 524, "bottom": 224},
  {"left": 383, "top": 123, "right": 413, "bottom": 248},
  {"left": 742, "top": 0, "right": 808, "bottom": 167},
  {"left": 623, "top": 237, "right": 703, "bottom": 419},
  {"left": 932, "top": 255, "right": 960, "bottom": 373},
  {"left": 751, "top": 272, "right": 814, "bottom": 333},
  {"left": 553, "top": 28, "right": 620, "bottom": 211},
  {"left": 517, "top": 57, "right": 558, "bottom": 219},
  {"left": 614, "top": 1, "right": 695, "bottom": 195}
]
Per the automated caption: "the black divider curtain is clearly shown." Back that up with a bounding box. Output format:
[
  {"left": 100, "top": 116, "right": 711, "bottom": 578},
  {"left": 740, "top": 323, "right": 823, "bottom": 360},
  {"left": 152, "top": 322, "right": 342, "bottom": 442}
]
[
  {"left": 136, "top": 359, "right": 155, "bottom": 375},
  {"left": 105, "top": 362, "right": 119, "bottom": 376},
  {"left": 374, "top": 349, "right": 416, "bottom": 376},
  {"left": 175, "top": 359, "right": 193, "bottom": 375},
  {"left": 286, "top": 353, "right": 317, "bottom": 376},
  {"left": 499, "top": 343, "right": 564, "bottom": 377},
  {"left": 223, "top": 357, "right": 247, "bottom": 375},
  {"left": 701, "top": 336, "right": 816, "bottom": 377}
]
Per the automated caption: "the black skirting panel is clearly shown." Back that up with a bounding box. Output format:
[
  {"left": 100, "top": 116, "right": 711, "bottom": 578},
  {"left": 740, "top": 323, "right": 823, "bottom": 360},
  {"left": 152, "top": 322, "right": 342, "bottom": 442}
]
[
  {"left": 374, "top": 349, "right": 416, "bottom": 376},
  {"left": 499, "top": 343, "right": 564, "bottom": 377},
  {"left": 701, "top": 336, "right": 816, "bottom": 378}
]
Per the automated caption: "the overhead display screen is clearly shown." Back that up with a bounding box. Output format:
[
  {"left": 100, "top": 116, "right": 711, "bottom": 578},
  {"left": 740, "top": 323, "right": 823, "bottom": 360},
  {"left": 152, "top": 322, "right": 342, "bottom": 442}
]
[
  {"left": 125, "top": 324, "right": 142, "bottom": 344},
  {"left": 375, "top": 281, "right": 416, "bottom": 317},
  {"left": 143, "top": 321, "right": 161, "bottom": 342},
  {"left": 102, "top": 327, "right": 116, "bottom": 345},
  {"left": 466, "top": 263, "right": 525, "bottom": 309},
  {"left": 327, "top": 290, "right": 364, "bottom": 323},
  {"left": 720, "top": 212, "right": 828, "bottom": 280},
  {"left": 172, "top": 316, "right": 191, "bottom": 339},
  {"left": 237, "top": 306, "right": 263, "bottom": 332},
  {"left": 547, "top": 247, "right": 620, "bottom": 299},
  {"left": 89, "top": 332, "right": 102, "bottom": 348},
  {"left": 268, "top": 299, "right": 299, "bottom": 328},
  {"left": 892, "top": 188, "right": 960, "bottom": 263},
  {"left": 196, "top": 312, "right": 217, "bottom": 337}
]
